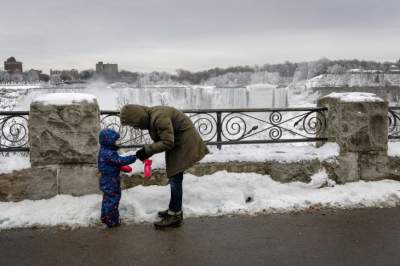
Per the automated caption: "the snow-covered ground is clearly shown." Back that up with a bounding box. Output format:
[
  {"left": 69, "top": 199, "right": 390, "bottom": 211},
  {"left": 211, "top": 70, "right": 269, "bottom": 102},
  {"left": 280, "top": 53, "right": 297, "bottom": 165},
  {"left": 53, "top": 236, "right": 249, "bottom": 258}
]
[
  {"left": 0, "top": 83, "right": 43, "bottom": 90},
  {"left": 1, "top": 170, "right": 400, "bottom": 230}
]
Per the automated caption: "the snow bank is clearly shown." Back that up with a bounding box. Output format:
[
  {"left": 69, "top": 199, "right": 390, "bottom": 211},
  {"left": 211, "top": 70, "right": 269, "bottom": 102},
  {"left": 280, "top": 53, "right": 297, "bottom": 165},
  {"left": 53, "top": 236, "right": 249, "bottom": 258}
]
[
  {"left": 1, "top": 170, "right": 400, "bottom": 230},
  {"left": 324, "top": 92, "right": 384, "bottom": 102},
  {"left": 33, "top": 93, "right": 97, "bottom": 105},
  {"left": 0, "top": 84, "right": 43, "bottom": 90},
  {"left": 388, "top": 142, "right": 400, "bottom": 157},
  {"left": 201, "top": 143, "right": 339, "bottom": 163},
  {"left": 0, "top": 155, "right": 30, "bottom": 174}
]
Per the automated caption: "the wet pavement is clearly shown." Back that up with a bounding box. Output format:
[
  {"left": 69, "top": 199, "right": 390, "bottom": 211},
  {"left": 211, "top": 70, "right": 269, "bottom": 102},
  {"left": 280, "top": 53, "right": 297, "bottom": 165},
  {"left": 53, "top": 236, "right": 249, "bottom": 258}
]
[{"left": 0, "top": 207, "right": 399, "bottom": 266}]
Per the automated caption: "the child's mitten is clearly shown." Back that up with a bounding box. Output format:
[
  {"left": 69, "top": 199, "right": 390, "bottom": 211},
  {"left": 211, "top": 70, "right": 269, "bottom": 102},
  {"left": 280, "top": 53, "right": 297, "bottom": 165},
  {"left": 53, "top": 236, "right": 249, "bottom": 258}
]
[{"left": 121, "top": 165, "right": 133, "bottom": 173}]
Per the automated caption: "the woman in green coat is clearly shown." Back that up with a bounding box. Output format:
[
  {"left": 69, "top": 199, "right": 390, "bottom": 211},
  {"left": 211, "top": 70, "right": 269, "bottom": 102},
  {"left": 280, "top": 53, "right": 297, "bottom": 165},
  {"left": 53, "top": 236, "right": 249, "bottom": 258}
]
[{"left": 120, "top": 104, "right": 209, "bottom": 228}]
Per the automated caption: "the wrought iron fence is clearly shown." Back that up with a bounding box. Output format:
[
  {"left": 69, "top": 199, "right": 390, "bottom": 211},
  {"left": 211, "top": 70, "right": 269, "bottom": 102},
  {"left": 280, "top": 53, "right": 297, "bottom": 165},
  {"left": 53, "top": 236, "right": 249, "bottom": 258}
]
[
  {"left": 0, "top": 108, "right": 329, "bottom": 153},
  {"left": 389, "top": 107, "right": 400, "bottom": 139},
  {"left": 0, "top": 111, "right": 29, "bottom": 153},
  {"left": 5, "top": 106, "right": 400, "bottom": 153},
  {"left": 100, "top": 108, "right": 328, "bottom": 149}
]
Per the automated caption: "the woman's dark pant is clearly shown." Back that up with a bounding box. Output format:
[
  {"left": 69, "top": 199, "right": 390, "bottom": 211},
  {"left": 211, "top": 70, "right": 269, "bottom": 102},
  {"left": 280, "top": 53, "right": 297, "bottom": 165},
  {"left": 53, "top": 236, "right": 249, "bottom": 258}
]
[{"left": 168, "top": 172, "right": 184, "bottom": 213}]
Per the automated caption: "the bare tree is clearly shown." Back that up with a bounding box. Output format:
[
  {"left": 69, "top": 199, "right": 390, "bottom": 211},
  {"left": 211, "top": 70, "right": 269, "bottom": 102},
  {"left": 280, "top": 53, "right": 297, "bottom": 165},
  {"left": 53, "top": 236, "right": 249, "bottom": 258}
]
[{"left": 327, "top": 64, "right": 346, "bottom": 74}]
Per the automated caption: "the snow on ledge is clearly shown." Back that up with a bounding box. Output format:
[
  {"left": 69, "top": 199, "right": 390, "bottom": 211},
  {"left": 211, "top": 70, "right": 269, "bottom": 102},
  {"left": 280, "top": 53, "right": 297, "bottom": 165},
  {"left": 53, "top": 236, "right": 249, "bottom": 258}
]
[
  {"left": 33, "top": 93, "right": 98, "bottom": 105},
  {"left": 388, "top": 142, "right": 400, "bottom": 157},
  {"left": 201, "top": 142, "right": 339, "bottom": 164},
  {"left": 323, "top": 92, "right": 384, "bottom": 103},
  {"left": 0, "top": 155, "right": 31, "bottom": 174},
  {"left": 122, "top": 143, "right": 340, "bottom": 174}
]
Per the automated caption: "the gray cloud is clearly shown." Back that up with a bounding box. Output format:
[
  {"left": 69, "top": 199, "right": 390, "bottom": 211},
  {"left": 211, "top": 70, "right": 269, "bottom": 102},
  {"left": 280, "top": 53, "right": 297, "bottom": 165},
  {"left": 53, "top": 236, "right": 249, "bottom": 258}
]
[{"left": 1, "top": 0, "right": 399, "bottom": 72}]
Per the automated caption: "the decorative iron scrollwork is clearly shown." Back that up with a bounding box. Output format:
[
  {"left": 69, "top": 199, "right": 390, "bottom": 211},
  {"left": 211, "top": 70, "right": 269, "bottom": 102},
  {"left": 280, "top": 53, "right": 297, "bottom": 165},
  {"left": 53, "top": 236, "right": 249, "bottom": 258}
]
[
  {"left": 100, "top": 114, "right": 151, "bottom": 147},
  {"left": 98, "top": 109, "right": 329, "bottom": 147},
  {"left": 388, "top": 108, "right": 400, "bottom": 139},
  {"left": 0, "top": 108, "right": 330, "bottom": 153},
  {"left": 221, "top": 113, "right": 247, "bottom": 141},
  {"left": 0, "top": 114, "right": 29, "bottom": 150},
  {"left": 190, "top": 113, "right": 217, "bottom": 142}
]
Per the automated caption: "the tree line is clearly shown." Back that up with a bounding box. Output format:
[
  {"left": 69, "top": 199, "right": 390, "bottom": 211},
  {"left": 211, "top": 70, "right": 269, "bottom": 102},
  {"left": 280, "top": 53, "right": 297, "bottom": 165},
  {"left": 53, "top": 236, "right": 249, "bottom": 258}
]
[
  {"left": 1, "top": 58, "right": 399, "bottom": 85},
  {"left": 134, "top": 58, "right": 400, "bottom": 85}
]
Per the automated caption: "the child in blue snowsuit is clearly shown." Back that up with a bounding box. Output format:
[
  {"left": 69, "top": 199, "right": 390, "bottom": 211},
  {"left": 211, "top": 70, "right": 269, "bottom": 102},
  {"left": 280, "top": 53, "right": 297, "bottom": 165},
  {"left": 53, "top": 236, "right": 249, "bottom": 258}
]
[{"left": 98, "top": 128, "right": 136, "bottom": 227}]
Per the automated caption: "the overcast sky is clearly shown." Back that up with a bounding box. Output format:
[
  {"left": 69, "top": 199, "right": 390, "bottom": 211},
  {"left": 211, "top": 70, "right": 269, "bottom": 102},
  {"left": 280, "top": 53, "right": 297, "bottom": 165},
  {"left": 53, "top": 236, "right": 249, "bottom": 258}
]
[{"left": 1, "top": 0, "right": 399, "bottom": 73}]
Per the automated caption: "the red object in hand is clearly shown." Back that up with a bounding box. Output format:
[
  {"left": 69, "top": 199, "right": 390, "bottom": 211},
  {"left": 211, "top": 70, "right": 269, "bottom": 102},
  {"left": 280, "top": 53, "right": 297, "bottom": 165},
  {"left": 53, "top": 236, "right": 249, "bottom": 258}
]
[
  {"left": 120, "top": 165, "right": 133, "bottom": 173},
  {"left": 144, "top": 159, "right": 152, "bottom": 179}
]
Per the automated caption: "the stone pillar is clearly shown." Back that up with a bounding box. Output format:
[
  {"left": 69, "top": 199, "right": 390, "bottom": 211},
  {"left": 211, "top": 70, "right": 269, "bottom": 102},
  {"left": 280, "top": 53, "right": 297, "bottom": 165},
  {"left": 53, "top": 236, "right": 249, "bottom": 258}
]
[
  {"left": 317, "top": 92, "right": 388, "bottom": 183},
  {"left": 29, "top": 93, "right": 101, "bottom": 195}
]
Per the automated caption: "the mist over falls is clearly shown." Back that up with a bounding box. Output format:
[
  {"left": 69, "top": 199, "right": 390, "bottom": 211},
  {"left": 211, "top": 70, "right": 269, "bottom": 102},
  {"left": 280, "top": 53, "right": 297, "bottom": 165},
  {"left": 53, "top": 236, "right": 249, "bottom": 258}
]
[{"left": 14, "top": 83, "right": 289, "bottom": 110}]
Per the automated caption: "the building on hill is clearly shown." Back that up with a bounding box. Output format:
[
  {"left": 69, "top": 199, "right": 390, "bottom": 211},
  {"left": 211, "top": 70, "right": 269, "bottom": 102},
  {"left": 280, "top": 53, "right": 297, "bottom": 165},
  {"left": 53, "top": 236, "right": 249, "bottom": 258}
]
[
  {"left": 389, "top": 65, "right": 400, "bottom": 74},
  {"left": 26, "top": 69, "right": 41, "bottom": 82},
  {"left": 4, "top": 57, "right": 23, "bottom": 74},
  {"left": 346, "top": 69, "right": 383, "bottom": 74},
  {"left": 50, "top": 69, "right": 80, "bottom": 81},
  {"left": 28, "top": 69, "right": 49, "bottom": 82},
  {"left": 96, "top": 61, "right": 118, "bottom": 79}
]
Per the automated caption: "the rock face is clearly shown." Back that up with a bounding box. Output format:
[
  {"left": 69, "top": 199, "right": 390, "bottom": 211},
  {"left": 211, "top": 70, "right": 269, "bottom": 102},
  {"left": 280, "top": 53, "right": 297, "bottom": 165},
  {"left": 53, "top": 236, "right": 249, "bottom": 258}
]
[
  {"left": 318, "top": 94, "right": 388, "bottom": 152},
  {"left": 0, "top": 93, "right": 103, "bottom": 201},
  {"left": 2, "top": 157, "right": 400, "bottom": 201},
  {"left": 58, "top": 164, "right": 100, "bottom": 195},
  {"left": 318, "top": 92, "right": 390, "bottom": 182},
  {"left": 121, "top": 160, "right": 325, "bottom": 191},
  {"left": 188, "top": 161, "right": 322, "bottom": 183},
  {"left": 29, "top": 97, "right": 100, "bottom": 166},
  {"left": 0, "top": 167, "right": 58, "bottom": 201},
  {"left": 0, "top": 165, "right": 101, "bottom": 201}
]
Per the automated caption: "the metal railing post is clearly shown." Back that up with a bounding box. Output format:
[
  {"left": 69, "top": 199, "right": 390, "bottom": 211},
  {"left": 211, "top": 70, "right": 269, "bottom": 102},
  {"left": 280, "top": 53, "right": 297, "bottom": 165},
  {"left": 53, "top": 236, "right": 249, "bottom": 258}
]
[{"left": 216, "top": 111, "right": 222, "bottom": 150}]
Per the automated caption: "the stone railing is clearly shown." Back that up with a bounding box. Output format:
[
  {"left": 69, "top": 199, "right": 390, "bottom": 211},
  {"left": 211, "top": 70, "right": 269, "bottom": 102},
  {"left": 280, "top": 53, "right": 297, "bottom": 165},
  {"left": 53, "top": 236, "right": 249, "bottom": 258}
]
[
  {"left": 1, "top": 94, "right": 101, "bottom": 200},
  {"left": 317, "top": 93, "right": 391, "bottom": 183},
  {"left": 0, "top": 92, "right": 399, "bottom": 201}
]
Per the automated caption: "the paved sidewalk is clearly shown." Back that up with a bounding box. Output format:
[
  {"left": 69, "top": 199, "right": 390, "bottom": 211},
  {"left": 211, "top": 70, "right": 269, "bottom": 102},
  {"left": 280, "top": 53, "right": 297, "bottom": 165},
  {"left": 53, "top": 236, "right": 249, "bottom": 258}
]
[{"left": 0, "top": 208, "right": 399, "bottom": 266}]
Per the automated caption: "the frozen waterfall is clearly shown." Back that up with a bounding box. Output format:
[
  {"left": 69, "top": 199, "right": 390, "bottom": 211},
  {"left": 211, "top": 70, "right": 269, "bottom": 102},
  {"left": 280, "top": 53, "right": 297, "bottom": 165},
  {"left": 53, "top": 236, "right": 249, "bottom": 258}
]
[{"left": 14, "top": 83, "right": 288, "bottom": 110}]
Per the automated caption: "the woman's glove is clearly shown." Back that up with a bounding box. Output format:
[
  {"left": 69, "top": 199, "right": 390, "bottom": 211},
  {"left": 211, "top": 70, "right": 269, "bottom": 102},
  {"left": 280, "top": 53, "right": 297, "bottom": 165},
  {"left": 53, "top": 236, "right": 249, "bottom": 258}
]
[{"left": 136, "top": 148, "right": 150, "bottom": 161}]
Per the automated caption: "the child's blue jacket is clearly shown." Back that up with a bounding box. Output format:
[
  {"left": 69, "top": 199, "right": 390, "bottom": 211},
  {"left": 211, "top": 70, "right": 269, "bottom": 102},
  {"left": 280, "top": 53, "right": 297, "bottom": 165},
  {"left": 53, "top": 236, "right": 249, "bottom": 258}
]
[{"left": 97, "top": 129, "right": 136, "bottom": 180}]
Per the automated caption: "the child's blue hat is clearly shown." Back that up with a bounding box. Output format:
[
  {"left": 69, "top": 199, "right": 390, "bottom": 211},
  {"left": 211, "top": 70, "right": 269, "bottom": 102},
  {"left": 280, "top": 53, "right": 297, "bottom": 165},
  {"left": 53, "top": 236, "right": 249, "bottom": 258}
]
[{"left": 99, "top": 128, "right": 120, "bottom": 146}]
